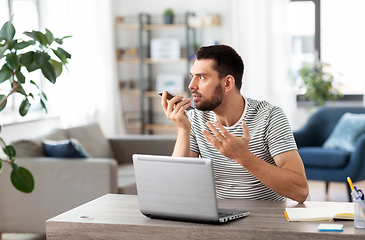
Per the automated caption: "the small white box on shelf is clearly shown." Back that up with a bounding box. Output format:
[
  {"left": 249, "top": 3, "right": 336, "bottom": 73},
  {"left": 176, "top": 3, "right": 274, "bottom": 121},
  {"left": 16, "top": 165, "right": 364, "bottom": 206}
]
[
  {"left": 156, "top": 72, "right": 185, "bottom": 93},
  {"left": 151, "top": 38, "right": 181, "bottom": 60}
]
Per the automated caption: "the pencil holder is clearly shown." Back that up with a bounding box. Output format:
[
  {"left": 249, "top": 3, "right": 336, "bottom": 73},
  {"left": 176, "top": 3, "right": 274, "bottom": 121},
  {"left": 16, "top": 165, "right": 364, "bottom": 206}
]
[{"left": 354, "top": 199, "right": 365, "bottom": 229}]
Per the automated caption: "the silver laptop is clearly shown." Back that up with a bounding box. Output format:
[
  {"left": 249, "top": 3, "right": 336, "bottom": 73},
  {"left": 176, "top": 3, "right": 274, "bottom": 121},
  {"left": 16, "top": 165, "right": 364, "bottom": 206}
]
[{"left": 132, "top": 154, "right": 249, "bottom": 224}]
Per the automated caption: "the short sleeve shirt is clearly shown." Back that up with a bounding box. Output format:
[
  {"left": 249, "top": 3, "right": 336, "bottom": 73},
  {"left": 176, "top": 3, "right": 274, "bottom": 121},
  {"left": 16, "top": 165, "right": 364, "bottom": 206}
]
[{"left": 187, "top": 96, "right": 297, "bottom": 201}]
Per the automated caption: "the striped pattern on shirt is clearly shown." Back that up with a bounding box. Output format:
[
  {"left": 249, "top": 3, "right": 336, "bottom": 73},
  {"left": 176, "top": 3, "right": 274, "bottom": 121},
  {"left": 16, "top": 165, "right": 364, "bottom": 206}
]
[{"left": 187, "top": 97, "right": 297, "bottom": 201}]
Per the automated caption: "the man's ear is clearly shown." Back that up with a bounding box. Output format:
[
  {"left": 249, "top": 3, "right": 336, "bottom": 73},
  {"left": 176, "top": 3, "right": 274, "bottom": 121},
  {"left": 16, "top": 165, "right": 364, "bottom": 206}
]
[{"left": 224, "top": 75, "right": 235, "bottom": 92}]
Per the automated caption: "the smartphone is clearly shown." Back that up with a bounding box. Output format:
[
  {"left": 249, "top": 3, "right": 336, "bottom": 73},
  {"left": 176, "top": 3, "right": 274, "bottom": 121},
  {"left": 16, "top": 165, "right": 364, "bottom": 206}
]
[{"left": 158, "top": 91, "right": 195, "bottom": 110}]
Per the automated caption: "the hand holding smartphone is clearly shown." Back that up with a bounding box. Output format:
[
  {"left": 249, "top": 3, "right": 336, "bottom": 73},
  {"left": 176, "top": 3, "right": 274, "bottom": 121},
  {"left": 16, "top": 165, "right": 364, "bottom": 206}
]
[{"left": 159, "top": 91, "right": 195, "bottom": 110}]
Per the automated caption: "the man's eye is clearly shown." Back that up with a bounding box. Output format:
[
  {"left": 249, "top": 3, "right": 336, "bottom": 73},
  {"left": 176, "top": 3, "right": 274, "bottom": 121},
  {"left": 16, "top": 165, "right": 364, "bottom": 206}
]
[{"left": 199, "top": 76, "right": 205, "bottom": 79}]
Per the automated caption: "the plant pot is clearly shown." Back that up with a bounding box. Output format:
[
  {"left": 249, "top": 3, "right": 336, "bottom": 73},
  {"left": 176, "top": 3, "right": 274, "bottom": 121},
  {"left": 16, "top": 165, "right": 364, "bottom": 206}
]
[{"left": 164, "top": 15, "right": 174, "bottom": 24}]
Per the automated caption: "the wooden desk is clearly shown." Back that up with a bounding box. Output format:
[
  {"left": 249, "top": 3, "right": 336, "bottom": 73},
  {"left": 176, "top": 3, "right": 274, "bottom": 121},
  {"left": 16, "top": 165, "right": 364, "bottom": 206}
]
[{"left": 46, "top": 194, "right": 365, "bottom": 240}]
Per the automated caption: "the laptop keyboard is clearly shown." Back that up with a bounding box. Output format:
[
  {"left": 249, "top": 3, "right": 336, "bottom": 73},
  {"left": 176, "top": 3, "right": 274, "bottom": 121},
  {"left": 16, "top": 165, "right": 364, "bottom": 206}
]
[{"left": 219, "top": 211, "right": 233, "bottom": 218}]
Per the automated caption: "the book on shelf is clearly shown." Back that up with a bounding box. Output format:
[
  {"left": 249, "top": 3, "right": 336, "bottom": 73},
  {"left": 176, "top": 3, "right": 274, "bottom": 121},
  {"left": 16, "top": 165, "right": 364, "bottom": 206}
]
[{"left": 284, "top": 203, "right": 354, "bottom": 222}]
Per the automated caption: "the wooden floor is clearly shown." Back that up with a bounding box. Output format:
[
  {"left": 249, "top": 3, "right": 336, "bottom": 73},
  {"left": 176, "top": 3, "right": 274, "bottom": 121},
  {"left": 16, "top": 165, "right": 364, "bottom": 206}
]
[
  {"left": 2, "top": 179, "right": 365, "bottom": 240},
  {"left": 308, "top": 179, "right": 365, "bottom": 202}
]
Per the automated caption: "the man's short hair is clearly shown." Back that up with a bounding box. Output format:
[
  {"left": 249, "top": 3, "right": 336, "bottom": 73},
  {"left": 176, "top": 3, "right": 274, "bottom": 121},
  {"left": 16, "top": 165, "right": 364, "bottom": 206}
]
[{"left": 195, "top": 44, "right": 244, "bottom": 90}]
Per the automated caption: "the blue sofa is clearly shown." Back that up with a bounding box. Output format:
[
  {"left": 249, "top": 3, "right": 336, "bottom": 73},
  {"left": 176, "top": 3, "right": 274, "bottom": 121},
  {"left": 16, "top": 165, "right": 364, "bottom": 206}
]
[{"left": 293, "top": 107, "right": 365, "bottom": 200}]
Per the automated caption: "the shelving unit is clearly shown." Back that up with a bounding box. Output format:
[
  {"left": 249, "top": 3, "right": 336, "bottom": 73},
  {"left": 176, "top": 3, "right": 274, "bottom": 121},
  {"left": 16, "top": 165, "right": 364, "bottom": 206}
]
[{"left": 115, "top": 13, "right": 219, "bottom": 134}]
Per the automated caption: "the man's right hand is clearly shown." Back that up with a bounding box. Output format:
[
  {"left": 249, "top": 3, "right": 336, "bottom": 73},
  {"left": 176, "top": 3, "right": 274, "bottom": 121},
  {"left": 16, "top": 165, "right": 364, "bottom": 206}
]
[{"left": 160, "top": 91, "right": 192, "bottom": 131}]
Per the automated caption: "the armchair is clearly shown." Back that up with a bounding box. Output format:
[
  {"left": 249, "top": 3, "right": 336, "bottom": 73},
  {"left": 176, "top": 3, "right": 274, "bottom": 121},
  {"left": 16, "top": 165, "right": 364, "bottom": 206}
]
[{"left": 293, "top": 107, "right": 365, "bottom": 200}]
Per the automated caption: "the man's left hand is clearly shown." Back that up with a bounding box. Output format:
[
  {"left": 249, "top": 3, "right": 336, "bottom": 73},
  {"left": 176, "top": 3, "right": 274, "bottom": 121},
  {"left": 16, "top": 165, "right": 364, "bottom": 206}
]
[{"left": 202, "top": 121, "right": 251, "bottom": 162}]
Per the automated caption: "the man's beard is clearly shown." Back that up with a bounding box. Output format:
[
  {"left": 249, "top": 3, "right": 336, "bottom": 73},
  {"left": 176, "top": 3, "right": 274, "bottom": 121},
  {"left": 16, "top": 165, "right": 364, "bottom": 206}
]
[{"left": 193, "top": 84, "right": 224, "bottom": 111}]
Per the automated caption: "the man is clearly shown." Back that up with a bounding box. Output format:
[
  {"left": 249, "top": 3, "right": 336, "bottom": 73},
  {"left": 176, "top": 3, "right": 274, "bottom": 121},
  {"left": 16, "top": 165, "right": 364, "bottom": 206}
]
[{"left": 161, "top": 44, "right": 309, "bottom": 203}]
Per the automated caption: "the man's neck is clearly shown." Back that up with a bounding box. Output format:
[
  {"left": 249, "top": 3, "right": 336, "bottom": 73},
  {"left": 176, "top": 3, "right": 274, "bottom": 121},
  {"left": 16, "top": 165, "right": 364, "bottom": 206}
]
[{"left": 213, "top": 92, "right": 245, "bottom": 127}]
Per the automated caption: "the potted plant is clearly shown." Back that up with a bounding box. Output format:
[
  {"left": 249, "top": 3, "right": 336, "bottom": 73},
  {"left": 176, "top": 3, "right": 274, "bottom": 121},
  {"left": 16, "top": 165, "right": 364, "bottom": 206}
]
[
  {"left": 163, "top": 8, "right": 174, "bottom": 24},
  {"left": 0, "top": 18, "right": 71, "bottom": 193},
  {"left": 296, "top": 61, "right": 342, "bottom": 106}
]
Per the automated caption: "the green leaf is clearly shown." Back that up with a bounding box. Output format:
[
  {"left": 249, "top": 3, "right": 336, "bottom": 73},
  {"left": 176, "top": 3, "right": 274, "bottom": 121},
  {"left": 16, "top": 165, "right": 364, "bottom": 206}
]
[
  {"left": 27, "top": 61, "right": 42, "bottom": 72},
  {"left": 30, "top": 80, "right": 39, "bottom": 89},
  {"left": 42, "top": 52, "right": 51, "bottom": 62},
  {"left": 14, "top": 81, "right": 27, "bottom": 96},
  {"left": 13, "top": 40, "right": 34, "bottom": 50},
  {"left": 57, "top": 47, "right": 71, "bottom": 59},
  {"left": 0, "top": 161, "right": 2, "bottom": 174},
  {"left": 36, "top": 31, "right": 48, "bottom": 46},
  {"left": 0, "top": 94, "right": 7, "bottom": 111},
  {"left": 10, "top": 161, "right": 19, "bottom": 171},
  {"left": 0, "top": 44, "right": 8, "bottom": 59},
  {"left": 6, "top": 52, "right": 19, "bottom": 70},
  {"left": 0, "top": 64, "right": 12, "bottom": 83},
  {"left": 4, "top": 145, "right": 16, "bottom": 159},
  {"left": 0, "top": 139, "right": 5, "bottom": 152},
  {"left": 24, "top": 30, "right": 51, "bottom": 46},
  {"left": 61, "top": 35, "right": 72, "bottom": 40},
  {"left": 50, "top": 59, "right": 63, "bottom": 77},
  {"left": 0, "top": 21, "right": 16, "bottom": 42},
  {"left": 40, "top": 99, "right": 47, "bottom": 113},
  {"left": 41, "top": 61, "right": 57, "bottom": 84},
  {"left": 15, "top": 69, "right": 25, "bottom": 83},
  {"left": 20, "top": 51, "right": 35, "bottom": 66},
  {"left": 23, "top": 31, "right": 39, "bottom": 42},
  {"left": 11, "top": 166, "right": 34, "bottom": 193},
  {"left": 55, "top": 36, "right": 72, "bottom": 45},
  {"left": 42, "top": 92, "right": 48, "bottom": 101},
  {"left": 0, "top": 135, "right": 5, "bottom": 144},
  {"left": 19, "top": 98, "right": 30, "bottom": 116},
  {"left": 7, "top": 39, "right": 16, "bottom": 49},
  {"left": 35, "top": 52, "right": 44, "bottom": 65},
  {"left": 45, "top": 29, "right": 54, "bottom": 44},
  {"left": 20, "top": 52, "right": 41, "bottom": 72},
  {"left": 29, "top": 93, "right": 34, "bottom": 99},
  {"left": 52, "top": 48, "right": 67, "bottom": 64}
]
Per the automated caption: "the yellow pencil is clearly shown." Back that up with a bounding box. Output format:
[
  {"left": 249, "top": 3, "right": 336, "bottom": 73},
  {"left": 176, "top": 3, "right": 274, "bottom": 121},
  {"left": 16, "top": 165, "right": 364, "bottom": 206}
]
[{"left": 347, "top": 177, "right": 355, "bottom": 191}]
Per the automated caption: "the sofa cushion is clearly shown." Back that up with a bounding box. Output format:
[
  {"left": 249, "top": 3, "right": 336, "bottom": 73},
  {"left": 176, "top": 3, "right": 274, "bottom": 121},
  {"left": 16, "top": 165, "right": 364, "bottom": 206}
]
[
  {"left": 11, "top": 129, "right": 68, "bottom": 158},
  {"left": 299, "top": 147, "right": 351, "bottom": 169},
  {"left": 40, "top": 129, "right": 69, "bottom": 141},
  {"left": 10, "top": 140, "right": 45, "bottom": 157},
  {"left": 323, "top": 112, "right": 365, "bottom": 152},
  {"left": 42, "top": 139, "right": 90, "bottom": 158},
  {"left": 65, "top": 123, "right": 115, "bottom": 159}
]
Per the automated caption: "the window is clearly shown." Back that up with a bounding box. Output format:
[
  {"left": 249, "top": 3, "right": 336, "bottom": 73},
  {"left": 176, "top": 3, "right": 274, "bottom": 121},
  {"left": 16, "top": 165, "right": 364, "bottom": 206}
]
[
  {"left": 321, "top": 0, "right": 365, "bottom": 94},
  {"left": 0, "top": 0, "right": 43, "bottom": 122},
  {"left": 289, "top": 0, "right": 365, "bottom": 99}
]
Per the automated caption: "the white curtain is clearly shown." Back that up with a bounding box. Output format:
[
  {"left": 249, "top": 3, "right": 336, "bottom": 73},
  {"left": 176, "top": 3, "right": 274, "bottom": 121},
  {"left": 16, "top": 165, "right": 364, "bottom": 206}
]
[
  {"left": 228, "top": 0, "right": 296, "bottom": 123},
  {"left": 40, "top": 0, "right": 124, "bottom": 136}
]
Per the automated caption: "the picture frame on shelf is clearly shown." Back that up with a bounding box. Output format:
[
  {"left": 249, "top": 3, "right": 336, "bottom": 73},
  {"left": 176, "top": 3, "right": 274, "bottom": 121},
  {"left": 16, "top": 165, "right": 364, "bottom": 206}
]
[
  {"left": 151, "top": 38, "right": 181, "bottom": 60},
  {"left": 156, "top": 72, "right": 185, "bottom": 93}
]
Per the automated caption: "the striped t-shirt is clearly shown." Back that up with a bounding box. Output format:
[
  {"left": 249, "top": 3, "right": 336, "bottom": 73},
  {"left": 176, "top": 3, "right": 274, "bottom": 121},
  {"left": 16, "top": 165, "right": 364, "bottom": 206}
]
[{"left": 187, "top": 96, "right": 297, "bottom": 201}]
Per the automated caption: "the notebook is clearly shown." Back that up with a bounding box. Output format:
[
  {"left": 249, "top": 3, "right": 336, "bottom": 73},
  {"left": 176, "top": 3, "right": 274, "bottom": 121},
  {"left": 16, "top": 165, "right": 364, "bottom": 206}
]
[
  {"left": 132, "top": 154, "right": 249, "bottom": 224},
  {"left": 285, "top": 203, "right": 354, "bottom": 222}
]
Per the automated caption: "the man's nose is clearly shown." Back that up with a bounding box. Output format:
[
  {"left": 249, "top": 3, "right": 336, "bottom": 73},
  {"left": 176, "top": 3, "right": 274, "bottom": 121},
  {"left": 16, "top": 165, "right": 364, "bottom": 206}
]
[{"left": 188, "top": 77, "right": 197, "bottom": 90}]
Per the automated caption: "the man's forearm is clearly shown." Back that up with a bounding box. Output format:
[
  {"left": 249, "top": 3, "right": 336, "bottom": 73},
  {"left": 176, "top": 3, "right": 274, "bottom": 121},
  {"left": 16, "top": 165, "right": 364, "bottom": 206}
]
[
  {"left": 172, "top": 129, "right": 191, "bottom": 157},
  {"left": 236, "top": 152, "right": 309, "bottom": 203}
]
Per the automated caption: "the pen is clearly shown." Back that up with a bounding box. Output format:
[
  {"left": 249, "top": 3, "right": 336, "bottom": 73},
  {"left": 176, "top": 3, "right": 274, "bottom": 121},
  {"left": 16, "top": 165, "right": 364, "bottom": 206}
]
[
  {"left": 354, "top": 186, "right": 364, "bottom": 200},
  {"left": 347, "top": 177, "right": 355, "bottom": 191},
  {"left": 347, "top": 177, "right": 365, "bottom": 211}
]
